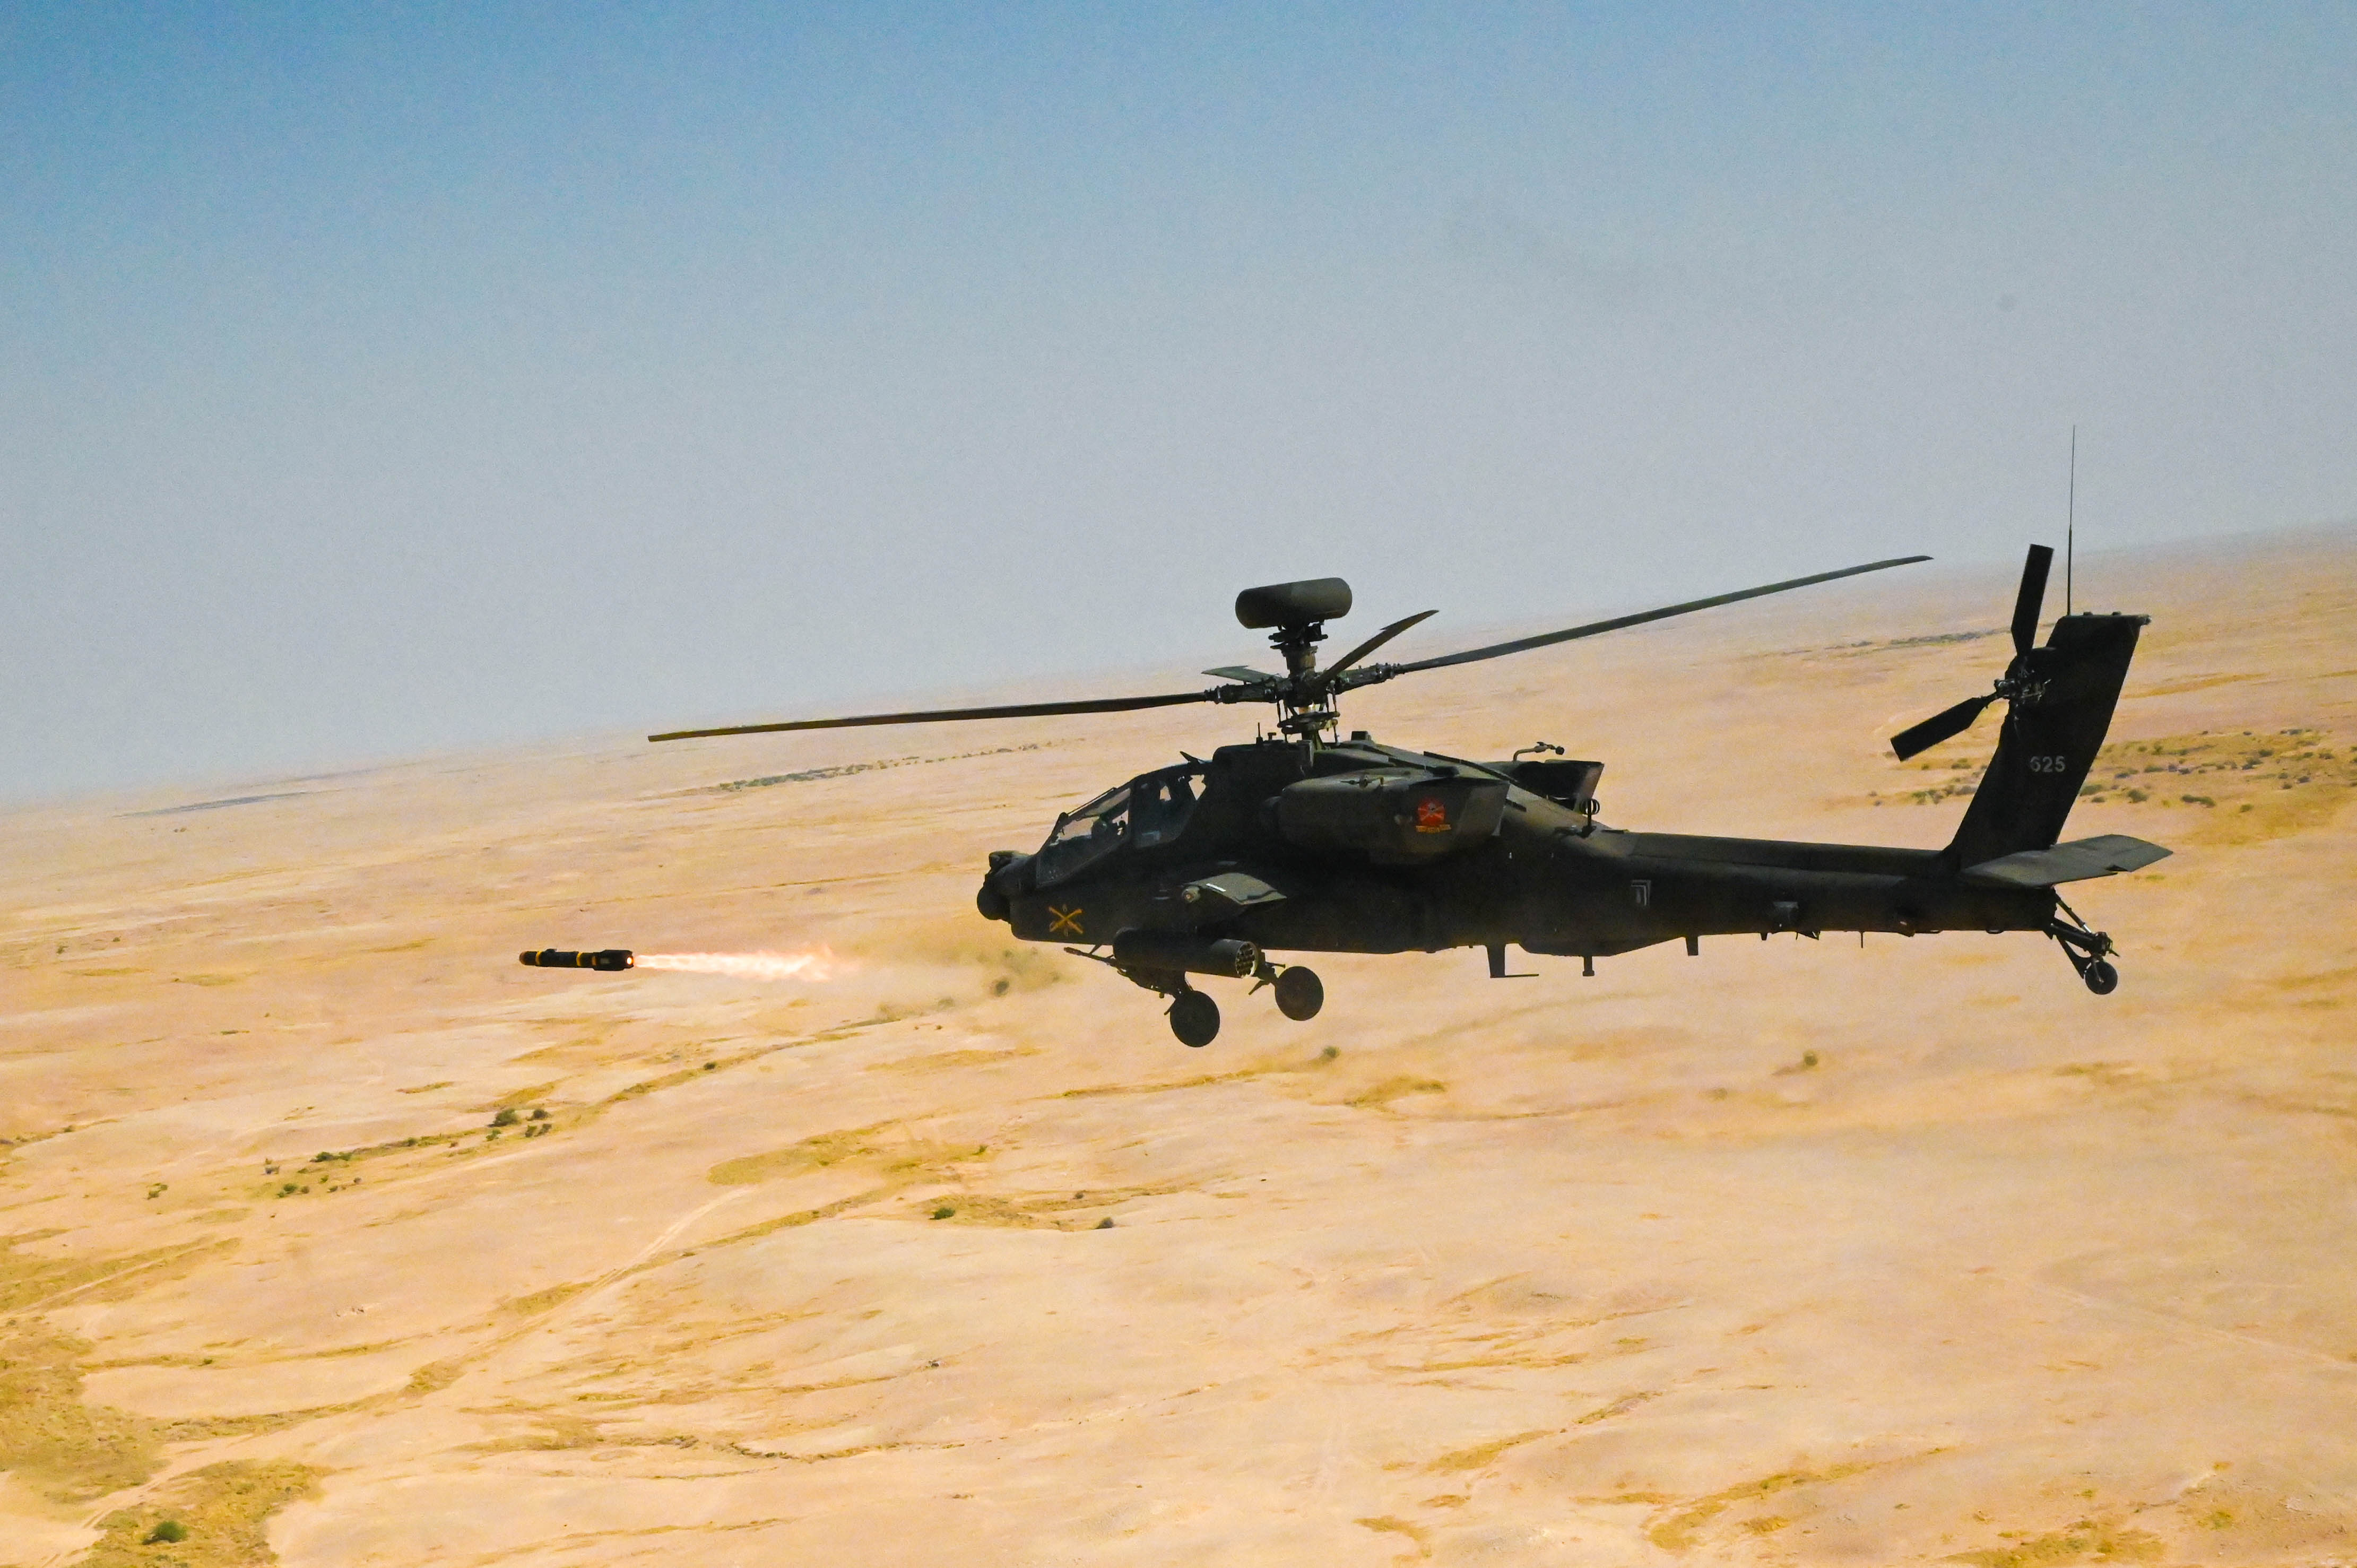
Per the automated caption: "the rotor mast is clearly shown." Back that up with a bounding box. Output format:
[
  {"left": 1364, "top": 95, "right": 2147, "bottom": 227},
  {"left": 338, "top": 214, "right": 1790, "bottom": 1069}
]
[
  {"left": 1232, "top": 577, "right": 1354, "bottom": 750},
  {"left": 1272, "top": 619, "right": 1341, "bottom": 742}
]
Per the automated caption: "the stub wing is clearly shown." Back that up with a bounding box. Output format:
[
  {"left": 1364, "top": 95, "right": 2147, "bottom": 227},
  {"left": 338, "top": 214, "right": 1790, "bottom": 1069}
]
[
  {"left": 1178, "top": 871, "right": 1289, "bottom": 923},
  {"left": 1961, "top": 834, "right": 2172, "bottom": 889}
]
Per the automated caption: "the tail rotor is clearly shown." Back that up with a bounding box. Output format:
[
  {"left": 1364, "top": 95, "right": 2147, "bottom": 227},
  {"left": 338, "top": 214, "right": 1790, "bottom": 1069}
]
[{"left": 1890, "top": 544, "right": 2055, "bottom": 761}]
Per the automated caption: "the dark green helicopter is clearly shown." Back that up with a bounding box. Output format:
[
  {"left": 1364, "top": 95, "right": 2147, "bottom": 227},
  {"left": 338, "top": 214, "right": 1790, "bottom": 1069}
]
[{"left": 651, "top": 548, "right": 2166, "bottom": 1046}]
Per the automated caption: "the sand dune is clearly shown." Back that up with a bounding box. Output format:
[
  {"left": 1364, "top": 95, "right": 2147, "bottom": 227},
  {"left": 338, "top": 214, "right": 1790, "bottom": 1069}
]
[{"left": 4, "top": 530, "right": 2355, "bottom": 1566}]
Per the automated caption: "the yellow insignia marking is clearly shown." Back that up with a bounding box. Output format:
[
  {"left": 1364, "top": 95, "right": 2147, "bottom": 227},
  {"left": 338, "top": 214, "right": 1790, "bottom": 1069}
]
[{"left": 1048, "top": 905, "right": 1086, "bottom": 937}]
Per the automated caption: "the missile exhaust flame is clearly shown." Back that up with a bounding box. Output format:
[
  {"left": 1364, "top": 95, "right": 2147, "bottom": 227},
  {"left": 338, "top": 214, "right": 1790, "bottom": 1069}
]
[{"left": 630, "top": 948, "right": 841, "bottom": 983}]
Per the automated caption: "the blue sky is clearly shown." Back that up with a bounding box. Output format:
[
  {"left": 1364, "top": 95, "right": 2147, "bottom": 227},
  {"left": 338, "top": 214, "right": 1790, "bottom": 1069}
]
[{"left": 4, "top": 4, "right": 2353, "bottom": 799}]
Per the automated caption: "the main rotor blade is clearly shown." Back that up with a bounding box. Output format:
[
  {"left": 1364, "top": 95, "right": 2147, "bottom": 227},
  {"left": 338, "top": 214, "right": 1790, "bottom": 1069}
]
[
  {"left": 649, "top": 689, "right": 1212, "bottom": 743},
  {"left": 1326, "top": 609, "right": 1437, "bottom": 679},
  {"left": 1389, "top": 555, "right": 1932, "bottom": 675},
  {"left": 2010, "top": 543, "right": 2055, "bottom": 661},
  {"left": 1889, "top": 692, "right": 1997, "bottom": 761}
]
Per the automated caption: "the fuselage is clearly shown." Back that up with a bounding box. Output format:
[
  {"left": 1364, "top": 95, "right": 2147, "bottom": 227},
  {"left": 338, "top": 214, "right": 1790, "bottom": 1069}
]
[{"left": 985, "top": 735, "right": 2054, "bottom": 963}]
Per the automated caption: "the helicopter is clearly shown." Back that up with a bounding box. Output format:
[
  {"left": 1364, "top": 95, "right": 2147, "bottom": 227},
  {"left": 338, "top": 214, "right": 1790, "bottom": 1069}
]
[{"left": 649, "top": 547, "right": 2167, "bottom": 1046}]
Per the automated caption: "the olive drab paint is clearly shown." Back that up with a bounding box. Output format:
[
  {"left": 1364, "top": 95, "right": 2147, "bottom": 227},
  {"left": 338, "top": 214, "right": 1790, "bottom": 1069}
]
[{"left": 651, "top": 548, "right": 2166, "bottom": 1045}]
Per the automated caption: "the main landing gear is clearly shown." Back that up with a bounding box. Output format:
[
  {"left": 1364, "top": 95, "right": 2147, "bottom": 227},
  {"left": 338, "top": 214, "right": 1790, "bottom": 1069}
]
[
  {"left": 1271, "top": 965, "right": 1324, "bottom": 1021},
  {"left": 1168, "top": 988, "right": 1220, "bottom": 1047},
  {"left": 1069, "top": 940, "right": 1323, "bottom": 1046},
  {"left": 1157, "top": 962, "right": 1325, "bottom": 1047},
  {"left": 2047, "top": 895, "right": 2122, "bottom": 995}
]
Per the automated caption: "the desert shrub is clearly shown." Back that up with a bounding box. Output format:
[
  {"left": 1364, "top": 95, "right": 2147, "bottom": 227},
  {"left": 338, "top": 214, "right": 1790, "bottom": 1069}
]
[
  {"left": 145, "top": 1520, "right": 187, "bottom": 1544},
  {"left": 490, "top": 1108, "right": 518, "bottom": 1128}
]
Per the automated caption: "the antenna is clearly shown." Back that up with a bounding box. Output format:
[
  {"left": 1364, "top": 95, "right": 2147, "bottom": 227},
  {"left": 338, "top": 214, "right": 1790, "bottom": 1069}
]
[{"left": 2066, "top": 425, "right": 2077, "bottom": 615}]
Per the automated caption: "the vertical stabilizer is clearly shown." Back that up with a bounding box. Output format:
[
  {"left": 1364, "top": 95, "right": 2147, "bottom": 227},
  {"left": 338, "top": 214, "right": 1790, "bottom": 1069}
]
[{"left": 1947, "top": 612, "right": 2146, "bottom": 869}]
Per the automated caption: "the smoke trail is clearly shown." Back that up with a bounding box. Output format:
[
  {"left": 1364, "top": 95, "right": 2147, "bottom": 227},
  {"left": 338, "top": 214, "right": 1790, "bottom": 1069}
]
[{"left": 632, "top": 948, "right": 841, "bottom": 982}]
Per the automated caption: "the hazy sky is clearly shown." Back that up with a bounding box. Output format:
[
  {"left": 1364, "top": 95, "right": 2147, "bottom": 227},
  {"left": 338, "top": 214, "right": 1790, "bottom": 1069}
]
[{"left": 5, "top": 3, "right": 2353, "bottom": 801}]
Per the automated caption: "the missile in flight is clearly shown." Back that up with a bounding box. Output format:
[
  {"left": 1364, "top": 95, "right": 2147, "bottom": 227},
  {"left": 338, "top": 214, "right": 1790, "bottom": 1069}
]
[{"left": 518, "top": 949, "right": 633, "bottom": 972}]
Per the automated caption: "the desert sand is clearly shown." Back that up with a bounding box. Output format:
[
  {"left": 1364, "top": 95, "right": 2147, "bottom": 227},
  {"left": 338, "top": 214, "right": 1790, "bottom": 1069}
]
[{"left": 4, "top": 530, "right": 2355, "bottom": 1567}]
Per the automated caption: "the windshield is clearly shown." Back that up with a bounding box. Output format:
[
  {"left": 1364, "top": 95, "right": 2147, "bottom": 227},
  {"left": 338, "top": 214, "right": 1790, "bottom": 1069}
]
[
  {"left": 1035, "top": 766, "right": 1201, "bottom": 884},
  {"left": 1128, "top": 768, "right": 1198, "bottom": 848}
]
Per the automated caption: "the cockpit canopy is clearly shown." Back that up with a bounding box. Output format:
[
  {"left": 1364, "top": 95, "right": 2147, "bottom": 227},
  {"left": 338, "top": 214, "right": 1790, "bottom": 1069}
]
[{"left": 1035, "top": 763, "right": 1203, "bottom": 885}]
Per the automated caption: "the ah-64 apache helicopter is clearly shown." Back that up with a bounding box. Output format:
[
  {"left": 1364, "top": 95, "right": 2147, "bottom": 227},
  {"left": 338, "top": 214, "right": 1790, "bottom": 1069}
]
[{"left": 646, "top": 547, "right": 2166, "bottom": 1046}]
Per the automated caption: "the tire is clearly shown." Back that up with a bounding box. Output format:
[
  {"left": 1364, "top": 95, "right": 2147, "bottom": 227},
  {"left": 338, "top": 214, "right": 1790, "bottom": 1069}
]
[
  {"left": 1272, "top": 966, "right": 1324, "bottom": 1021},
  {"left": 2083, "top": 959, "right": 2119, "bottom": 995},
  {"left": 1169, "top": 990, "right": 1220, "bottom": 1047}
]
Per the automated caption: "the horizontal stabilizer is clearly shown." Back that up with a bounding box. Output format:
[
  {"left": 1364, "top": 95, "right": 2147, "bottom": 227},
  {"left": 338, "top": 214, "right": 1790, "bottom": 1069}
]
[{"left": 1961, "top": 834, "right": 2171, "bottom": 889}]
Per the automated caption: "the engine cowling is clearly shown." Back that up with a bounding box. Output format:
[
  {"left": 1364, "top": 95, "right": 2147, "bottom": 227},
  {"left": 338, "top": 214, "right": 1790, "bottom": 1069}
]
[{"left": 1274, "top": 769, "right": 1508, "bottom": 863}]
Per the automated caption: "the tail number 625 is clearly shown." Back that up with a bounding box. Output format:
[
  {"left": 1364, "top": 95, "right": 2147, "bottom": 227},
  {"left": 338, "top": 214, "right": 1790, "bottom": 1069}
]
[{"left": 2026, "top": 754, "right": 2073, "bottom": 774}]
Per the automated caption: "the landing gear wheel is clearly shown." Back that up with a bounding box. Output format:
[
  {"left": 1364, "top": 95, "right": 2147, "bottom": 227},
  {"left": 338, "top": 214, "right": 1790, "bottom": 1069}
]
[
  {"left": 1169, "top": 989, "right": 1220, "bottom": 1047},
  {"left": 1272, "top": 966, "right": 1324, "bottom": 1021},
  {"left": 2047, "top": 897, "right": 2121, "bottom": 998}
]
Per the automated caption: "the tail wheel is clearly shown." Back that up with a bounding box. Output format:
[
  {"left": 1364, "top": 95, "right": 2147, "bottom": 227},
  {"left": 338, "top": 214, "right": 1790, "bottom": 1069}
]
[
  {"left": 1272, "top": 966, "right": 1324, "bottom": 1021},
  {"left": 1169, "top": 989, "right": 1220, "bottom": 1047},
  {"left": 2083, "top": 959, "right": 2119, "bottom": 995}
]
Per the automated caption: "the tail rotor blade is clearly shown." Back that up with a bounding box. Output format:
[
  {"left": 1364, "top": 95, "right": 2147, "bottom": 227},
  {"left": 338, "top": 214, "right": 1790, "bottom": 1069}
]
[
  {"left": 2011, "top": 544, "right": 2054, "bottom": 660},
  {"left": 1890, "top": 693, "right": 1997, "bottom": 761}
]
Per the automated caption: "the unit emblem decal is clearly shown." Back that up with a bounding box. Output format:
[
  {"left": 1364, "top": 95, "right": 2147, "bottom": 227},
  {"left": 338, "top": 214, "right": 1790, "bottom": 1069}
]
[
  {"left": 1047, "top": 905, "right": 1086, "bottom": 937},
  {"left": 1413, "top": 798, "right": 1450, "bottom": 834}
]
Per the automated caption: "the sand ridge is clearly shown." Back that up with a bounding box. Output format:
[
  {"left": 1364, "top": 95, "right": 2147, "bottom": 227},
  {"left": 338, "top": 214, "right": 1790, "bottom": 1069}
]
[{"left": 3, "top": 530, "right": 2355, "bottom": 1565}]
